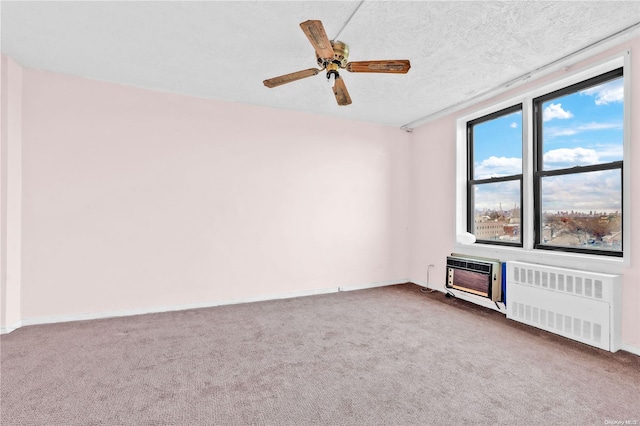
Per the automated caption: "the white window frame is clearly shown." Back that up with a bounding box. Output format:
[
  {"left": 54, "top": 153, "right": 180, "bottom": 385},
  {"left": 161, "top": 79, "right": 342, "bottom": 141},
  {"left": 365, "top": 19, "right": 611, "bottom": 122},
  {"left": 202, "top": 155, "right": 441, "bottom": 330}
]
[{"left": 455, "top": 51, "right": 631, "bottom": 272}]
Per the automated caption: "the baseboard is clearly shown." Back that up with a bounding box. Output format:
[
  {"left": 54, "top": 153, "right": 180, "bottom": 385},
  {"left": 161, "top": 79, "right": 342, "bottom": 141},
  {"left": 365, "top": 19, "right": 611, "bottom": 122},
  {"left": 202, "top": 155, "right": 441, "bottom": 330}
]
[
  {"left": 0, "top": 320, "right": 23, "bottom": 335},
  {"left": 9, "top": 280, "right": 407, "bottom": 332},
  {"left": 339, "top": 279, "right": 409, "bottom": 292},
  {"left": 411, "top": 279, "right": 429, "bottom": 289},
  {"left": 619, "top": 343, "right": 640, "bottom": 356}
]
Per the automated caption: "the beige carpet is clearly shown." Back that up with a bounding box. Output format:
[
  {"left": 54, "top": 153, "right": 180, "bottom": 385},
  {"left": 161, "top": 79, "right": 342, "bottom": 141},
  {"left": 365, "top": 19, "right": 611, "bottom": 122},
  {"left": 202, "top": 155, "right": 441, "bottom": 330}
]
[{"left": 1, "top": 284, "right": 639, "bottom": 425}]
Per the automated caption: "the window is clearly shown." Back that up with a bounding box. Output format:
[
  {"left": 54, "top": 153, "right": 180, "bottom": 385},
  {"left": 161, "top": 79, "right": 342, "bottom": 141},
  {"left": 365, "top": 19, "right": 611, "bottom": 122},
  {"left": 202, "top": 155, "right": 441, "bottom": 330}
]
[
  {"left": 467, "top": 105, "right": 522, "bottom": 246},
  {"left": 533, "top": 69, "right": 623, "bottom": 256},
  {"left": 462, "top": 59, "right": 626, "bottom": 259}
]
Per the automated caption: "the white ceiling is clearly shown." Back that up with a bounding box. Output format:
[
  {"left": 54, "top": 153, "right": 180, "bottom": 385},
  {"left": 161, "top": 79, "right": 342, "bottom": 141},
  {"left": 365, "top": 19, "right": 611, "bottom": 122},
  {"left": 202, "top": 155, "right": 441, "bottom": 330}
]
[{"left": 2, "top": 1, "right": 639, "bottom": 128}]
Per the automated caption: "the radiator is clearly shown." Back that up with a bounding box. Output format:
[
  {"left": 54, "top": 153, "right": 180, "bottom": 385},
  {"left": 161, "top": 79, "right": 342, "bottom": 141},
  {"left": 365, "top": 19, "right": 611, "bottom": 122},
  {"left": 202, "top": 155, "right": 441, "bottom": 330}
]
[{"left": 506, "top": 261, "right": 621, "bottom": 352}]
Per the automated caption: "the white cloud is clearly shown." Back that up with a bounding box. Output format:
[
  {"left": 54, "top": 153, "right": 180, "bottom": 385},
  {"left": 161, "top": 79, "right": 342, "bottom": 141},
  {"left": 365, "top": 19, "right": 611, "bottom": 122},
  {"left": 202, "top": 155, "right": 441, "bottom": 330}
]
[
  {"left": 578, "top": 122, "right": 622, "bottom": 131},
  {"left": 474, "top": 156, "right": 521, "bottom": 179},
  {"left": 540, "top": 169, "right": 621, "bottom": 213},
  {"left": 544, "top": 121, "right": 622, "bottom": 139},
  {"left": 545, "top": 128, "right": 577, "bottom": 138},
  {"left": 592, "top": 144, "right": 623, "bottom": 161},
  {"left": 543, "top": 147, "right": 599, "bottom": 166},
  {"left": 543, "top": 103, "right": 573, "bottom": 122},
  {"left": 510, "top": 122, "right": 518, "bottom": 128},
  {"left": 473, "top": 180, "right": 521, "bottom": 211},
  {"left": 581, "top": 79, "right": 623, "bottom": 105}
]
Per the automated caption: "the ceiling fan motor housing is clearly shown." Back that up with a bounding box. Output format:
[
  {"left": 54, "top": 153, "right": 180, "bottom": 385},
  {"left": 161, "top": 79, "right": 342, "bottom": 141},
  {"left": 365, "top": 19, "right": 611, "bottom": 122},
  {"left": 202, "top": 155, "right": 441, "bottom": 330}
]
[{"left": 316, "top": 40, "right": 349, "bottom": 69}]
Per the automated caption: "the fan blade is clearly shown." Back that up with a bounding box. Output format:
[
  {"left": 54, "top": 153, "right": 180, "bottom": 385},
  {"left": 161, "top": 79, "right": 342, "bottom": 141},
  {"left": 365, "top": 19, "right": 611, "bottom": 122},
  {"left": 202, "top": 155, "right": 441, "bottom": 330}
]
[
  {"left": 346, "top": 60, "right": 411, "bottom": 74},
  {"left": 332, "top": 77, "right": 352, "bottom": 106},
  {"left": 263, "top": 68, "right": 321, "bottom": 88},
  {"left": 300, "top": 20, "right": 335, "bottom": 61}
]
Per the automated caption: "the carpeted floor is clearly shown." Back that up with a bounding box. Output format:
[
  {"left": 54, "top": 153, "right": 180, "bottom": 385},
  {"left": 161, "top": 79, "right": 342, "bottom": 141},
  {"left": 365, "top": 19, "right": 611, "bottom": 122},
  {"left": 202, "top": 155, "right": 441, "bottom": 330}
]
[{"left": 1, "top": 283, "right": 639, "bottom": 425}]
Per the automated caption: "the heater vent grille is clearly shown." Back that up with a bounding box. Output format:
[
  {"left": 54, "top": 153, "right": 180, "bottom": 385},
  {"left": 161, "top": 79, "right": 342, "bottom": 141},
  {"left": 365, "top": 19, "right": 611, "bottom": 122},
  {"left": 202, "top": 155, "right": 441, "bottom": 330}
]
[
  {"left": 512, "top": 265, "right": 605, "bottom": 301},
  {"left": 511, "top": 302, "right": 603, "bottom": 345},
  {"left": 506, "top": 261, "right": 621, "bottom": 352}
]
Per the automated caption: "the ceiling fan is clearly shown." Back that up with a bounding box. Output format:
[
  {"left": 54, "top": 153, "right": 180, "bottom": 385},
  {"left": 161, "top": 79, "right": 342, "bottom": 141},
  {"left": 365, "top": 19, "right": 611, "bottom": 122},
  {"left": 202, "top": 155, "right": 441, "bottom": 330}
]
[{"left": 263, "top": 20, "right": 411, "bottom": 106}]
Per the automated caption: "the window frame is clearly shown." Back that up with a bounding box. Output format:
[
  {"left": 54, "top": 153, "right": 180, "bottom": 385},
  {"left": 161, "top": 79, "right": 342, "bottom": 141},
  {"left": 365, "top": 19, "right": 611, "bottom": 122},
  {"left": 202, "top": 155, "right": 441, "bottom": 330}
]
[
  {"left": 532, "top": 67, "right": 624, "bottom": 257},
  {"left": 455, "top": 51, "right": 630, "bottom": 268},
  {"left": 466, "top": 104, "right": 524, "bottom": 248}
]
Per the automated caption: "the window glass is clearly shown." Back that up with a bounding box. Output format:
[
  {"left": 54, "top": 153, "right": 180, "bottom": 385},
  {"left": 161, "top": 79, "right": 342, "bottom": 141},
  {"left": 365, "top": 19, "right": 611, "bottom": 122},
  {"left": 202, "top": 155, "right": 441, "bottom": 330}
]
[
  {"left": 472, "top": 180, "right": 521, "bottom": 243},
  {"left": 540, "top": 76, "right": 623, "bottom": 171},
  {"left": 472, "top": 109, "right": 522, "bottom": 179},
  {"left": 540, "top": 170, "right": 621, "bottom": 252}
]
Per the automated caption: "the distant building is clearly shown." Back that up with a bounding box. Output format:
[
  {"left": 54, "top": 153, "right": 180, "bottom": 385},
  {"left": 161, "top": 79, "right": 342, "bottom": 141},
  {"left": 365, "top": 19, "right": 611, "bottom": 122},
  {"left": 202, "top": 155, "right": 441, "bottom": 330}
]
[
  {"left": 503, "top": 217, "right": 520, "bottom": 237},
  {"left": 474, "top": 208, "right": 520, "bottom": 242},
  {"left": 474, "top": 216, "right": 507, "bottom": 241}
]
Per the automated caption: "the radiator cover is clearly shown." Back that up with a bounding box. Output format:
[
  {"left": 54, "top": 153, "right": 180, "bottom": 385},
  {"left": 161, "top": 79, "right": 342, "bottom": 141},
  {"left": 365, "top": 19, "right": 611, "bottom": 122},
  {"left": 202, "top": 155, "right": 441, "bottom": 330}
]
[{"left": 506, "top": 261, "right": 621, "bottom": 352}]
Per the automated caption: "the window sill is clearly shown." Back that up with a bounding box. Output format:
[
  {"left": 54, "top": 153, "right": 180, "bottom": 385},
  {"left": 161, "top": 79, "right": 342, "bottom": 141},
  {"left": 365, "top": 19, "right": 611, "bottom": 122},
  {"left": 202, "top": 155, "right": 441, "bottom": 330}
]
[{"left": 452, "top": 242, "right": 627, "bottom": 275}]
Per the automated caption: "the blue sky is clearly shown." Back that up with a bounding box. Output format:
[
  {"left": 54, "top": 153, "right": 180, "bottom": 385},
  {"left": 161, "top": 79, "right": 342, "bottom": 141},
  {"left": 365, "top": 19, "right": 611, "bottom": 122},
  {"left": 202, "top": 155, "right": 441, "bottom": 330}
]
[
  {"left": 472, "top": 76, "right": 623, "bottom": 213},
  {"left": 541, "top": 77, "right": 623, "bottom": 170},
  {"left": 473, "top": 109, "right": 522, "bottom": 180}
]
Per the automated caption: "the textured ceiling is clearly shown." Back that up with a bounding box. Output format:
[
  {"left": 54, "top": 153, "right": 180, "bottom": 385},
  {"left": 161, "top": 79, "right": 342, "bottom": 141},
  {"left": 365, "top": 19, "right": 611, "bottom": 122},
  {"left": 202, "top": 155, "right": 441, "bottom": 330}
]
[{"left": 2, "top": 1, "right": 639, "bottom": 128}]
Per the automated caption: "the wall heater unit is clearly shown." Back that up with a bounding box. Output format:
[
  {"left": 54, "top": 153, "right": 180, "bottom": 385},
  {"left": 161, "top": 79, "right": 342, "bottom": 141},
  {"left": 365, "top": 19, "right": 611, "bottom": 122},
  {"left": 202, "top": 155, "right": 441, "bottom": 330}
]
[{"left": 506, "top": 261, "right": 621, "bottom": 352}]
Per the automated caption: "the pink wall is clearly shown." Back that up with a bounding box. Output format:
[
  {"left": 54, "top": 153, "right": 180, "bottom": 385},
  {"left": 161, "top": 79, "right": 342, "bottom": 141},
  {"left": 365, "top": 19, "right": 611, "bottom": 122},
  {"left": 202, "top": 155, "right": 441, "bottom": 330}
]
[
  {"left": 409, "top": 36, "right": 640, "bottom": 351},
  {"left": 17, "top": 67, "right": 409, "bottom": 320},
  {"left": 407, "top": 115, "right": 457, "bottom": 287}
]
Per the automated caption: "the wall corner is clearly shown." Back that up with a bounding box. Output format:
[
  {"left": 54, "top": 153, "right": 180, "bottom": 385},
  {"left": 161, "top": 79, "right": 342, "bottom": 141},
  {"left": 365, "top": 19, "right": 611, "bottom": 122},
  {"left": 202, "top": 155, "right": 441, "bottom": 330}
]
[{"left": 1, "top": 55, "right": 24, "bottom": 332}]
